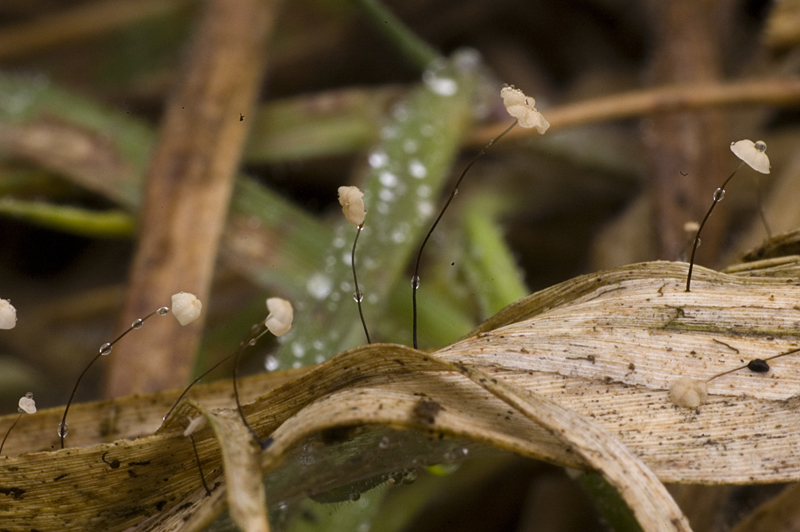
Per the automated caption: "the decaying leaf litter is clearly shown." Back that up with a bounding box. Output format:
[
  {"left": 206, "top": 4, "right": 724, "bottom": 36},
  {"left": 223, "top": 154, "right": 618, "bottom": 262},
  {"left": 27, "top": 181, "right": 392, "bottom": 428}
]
[{"left": 3, "top": 255, "right": 800, "bottom": 531}]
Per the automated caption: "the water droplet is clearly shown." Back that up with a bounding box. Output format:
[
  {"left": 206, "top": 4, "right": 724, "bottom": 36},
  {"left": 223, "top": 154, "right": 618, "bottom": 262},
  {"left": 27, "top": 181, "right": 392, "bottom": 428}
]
[
  {"left": 403, "top": 139, "right": 418, "bottom": 154},
  {"left": 265, "top": 356, "right": 279, "bottom": 371},
  {"left": 354, "top": 290, "right": 363, "bottom": 303},
  {"left": 754, "top": 140, "right": 767, "bottom": 152},
  {"left": 411, "top": 275, "right": 420, "bottom": 289},
  {"left": 409, "top": 159, "right": 427, "bottom": 179},
  {"left": 157, "top": 307, "right": 169, "bottom": 316},
  {"left": 132, "top": 319, "right": 143, "bottom": 329},
  {"left": 349, "top": 488, "right": 361, "bottom": 501},
  {"left": 452, "top": 48, "right": 482, "bottom": 71},
  {"left": 24, "top": 392, "right": 33, "bottom": 399},
  {"left": 313, "top": 340, "right": 324, "bottom": 350},
  {"left": 368, "top": 293, "right": 379, "bottom": 304},
  {"left": 333, "top": 236, "right": 347, "bottom": 248},
  {"left": 418, "top": 201, "right": 434, "bottom": 217},
  {"left": 292, "top": 343, "right": 306, "bottom": 358},
  {"left": 99, "top": 343, "right": 112, "bottom": 356},
  {"left": 58, "top": 422, "right": 69, "bottom": 438},
  {"left": 453, "top": 188, "right": 459, "bottom": 197},
  {"left": 696, "top": 238, "right": 702, "bottom": 248},
  {"left": 379, "top": 171, "right": 398, "bottom": 187},
  {"left": 379, "top": 188, "right": 395, "bottom": 202},
  {"left": 292, "top": 361, "right": 302, "bottom": 369},
  {"left": 315, "top": 354, "right": 325, "bottom": 364},
  {"left": 378, "top": 436, "right": 390, "bottom": 449},
  {"left": 368, "top": 150, "right": 388, "bottom": 168},
  {"left": 307, "top": 273, "right": 333, "bottom": 300},
  {"left": 423, "top": 65, "right": 458, "bottom": 96},
  {"left": 248, "top": 339, "right": 257, "bottom": 346},
  {"left": 392, "top": 229, "right": 407, "bottom": 243},
  {"left": 417, "top": 185, "right": 431, "bottom": 198},
  {"left": 713, "top": 188, "right": 725, "bottom": 201}
]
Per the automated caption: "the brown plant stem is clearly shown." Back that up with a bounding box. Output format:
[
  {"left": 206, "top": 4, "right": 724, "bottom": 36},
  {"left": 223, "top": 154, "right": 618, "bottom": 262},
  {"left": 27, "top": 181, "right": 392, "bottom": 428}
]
[
  {"left": 0, "top": 0, "right": 194, "bottom": 62},
  {"left": 104, "top": 0, "right": 279, "bottom": 396}
]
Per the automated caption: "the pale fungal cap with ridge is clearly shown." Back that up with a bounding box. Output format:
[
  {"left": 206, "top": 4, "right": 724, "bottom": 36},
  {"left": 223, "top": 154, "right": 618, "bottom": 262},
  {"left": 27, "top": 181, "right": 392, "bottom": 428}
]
[
  {"left": 183, "top": 415, "right": 206, "bottom": 437},
  {"left": 338, "top": 186, "right": 366, "bottom": 227},
  {"left": 171, "top": 292, "right": 202, "bottom": 326},
  {"left": 730, "top": 139, "right": 770, "bottom": 174},
  {"left": 500, "top": 86, "right": 550, "bottom": 134},
  {"left": 0, "top": 299, "right": 16, "bottom": 330},
  {"left": 265, "top": 297, "right": 293, "bottom": 337},
  {"left": 669, "top": 377, "right": 708, "bottom": 408},
  {"left": 18, "top": 393, "right": 36, "bottom": 414},
  {"left": 683, "top": 221, "right": 700, "bottom": 233}
]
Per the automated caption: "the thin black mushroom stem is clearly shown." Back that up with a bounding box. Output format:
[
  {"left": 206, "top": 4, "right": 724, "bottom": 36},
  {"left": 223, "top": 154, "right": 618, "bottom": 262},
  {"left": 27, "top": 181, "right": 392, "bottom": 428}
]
[
  {"left": 0, "top": 393, "right": 36, "bottom": 455},
  {"left": 411, "top": 119, "right": 518, "bottom": 349},
  {"left": 686, "top": 139, "right": 770, "bottom": 292},
  {"left": 706, "top": 346, "right": 800, "bottom": 383},
  {"left": 162, "top": 322, "right": 266, "bottom": 424},
  {"left": 59, "top": 306, "right": 170, "bottom": 449},
  {"left": 352, "top": 223, "right": 371, "bottom": 343},
  {"left": 338, "top": 186, "right": 371, "bottom": 344},
  {"left": 685, "top": 162, "right": 743, "bottom": 292}
]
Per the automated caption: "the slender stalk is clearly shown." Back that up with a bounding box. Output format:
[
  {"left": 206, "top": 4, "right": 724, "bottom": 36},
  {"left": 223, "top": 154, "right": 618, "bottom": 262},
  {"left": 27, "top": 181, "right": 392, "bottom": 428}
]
[
  {"left": 233, "top": 327, "right": 271, "bottom": 444},
  {"left": 685, "top": 162, "right": 744, "bottom": 292},
  {"left": 189, "top": 433, "right": 212, "bottom": 496},
  {"left": 706, "top": 347, "right": 800, "bottom": 382},
  {"left": 0, "top": 414, "right": 21, "bottom": 455},
  {"left": 60, "top": 307, "right": 166, "bottom": 448},
  {"left": 163, "top": 322, "right": 266, "bottom": 423},
  {"left": 412, "top": 120, "right": 518, "bottom": 348},
  {"left": 352, "top": 225, "right": 371, "bottom": 344}
]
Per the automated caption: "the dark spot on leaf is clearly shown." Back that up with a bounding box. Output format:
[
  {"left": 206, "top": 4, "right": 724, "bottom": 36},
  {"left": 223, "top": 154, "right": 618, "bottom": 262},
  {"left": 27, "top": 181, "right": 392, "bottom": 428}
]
[
  {"left": 128, "top": 460, "right": 151, "bottom": 466},
  {"left": 54, "top": 473, "right": 68, "bottom": 481},
  {"left": 156, "top": 500, "right": 167, "bottom": 511},
  {"left": 412, "top": 399, "right": 442, "bottom": 424},
  {"left": 0, "top": 487, "right": 25, "bottom": 499},
  {"left": 748, "top": 359, "right": 770, "bottom": 373}
]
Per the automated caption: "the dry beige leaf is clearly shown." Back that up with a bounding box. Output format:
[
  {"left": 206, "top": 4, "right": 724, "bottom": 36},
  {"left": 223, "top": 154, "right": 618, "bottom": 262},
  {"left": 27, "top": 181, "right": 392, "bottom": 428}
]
[{"left": 4, "top": 260, "right": 800, "bottom": 531}]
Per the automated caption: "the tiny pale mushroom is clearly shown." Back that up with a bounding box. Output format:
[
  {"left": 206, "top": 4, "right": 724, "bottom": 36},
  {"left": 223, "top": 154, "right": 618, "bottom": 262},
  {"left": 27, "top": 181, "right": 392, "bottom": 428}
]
[
  {"left": 183, "top": 415, "right": 207, "bottom": 437},
  {"left": 171, "top": 292, "right": 202, "bottom": 326},
  {"left": 266, "top": 297, "right": 293, "bottom": 337},
  {"left": 0, "top": 299, "right": 16, "bottom": 330},
  {"left": 669, "top": 377, "right": 708, "bottom": 408},
  {"left": 730, "top": 139, "right": 770, "bottom": 174},
  {"left": 18, "top": 393, "right": 36, "bottom": 414},
  {"left": 338, "top": 186, "right": 366, "bottom": 227},
  {"left": 500, "top": 86, "right": 550, "bottom": 134}
]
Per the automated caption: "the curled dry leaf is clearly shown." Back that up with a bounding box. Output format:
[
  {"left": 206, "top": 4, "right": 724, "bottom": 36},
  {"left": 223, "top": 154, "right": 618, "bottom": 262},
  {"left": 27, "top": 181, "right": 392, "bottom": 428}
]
[{"left": 3, "top": 261, "right": 800, "bottom": 531}]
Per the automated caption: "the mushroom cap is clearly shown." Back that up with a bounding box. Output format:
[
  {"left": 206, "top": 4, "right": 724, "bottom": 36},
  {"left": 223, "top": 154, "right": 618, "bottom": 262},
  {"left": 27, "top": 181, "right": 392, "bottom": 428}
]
[
  {"left": 730, "top": 139, "right": 770, "bottom": 174},
  {"left": 500, "top": 86, "right": 550, "bottom": 134},
  {"left": 171, "top": 292, "right": 202, "bottom": 326},
  {"left": 18, "top": 393, "right": 36, "bottom": 414},
  {"left": 338, "top": 186, "right": 366, "bottom": 227},
  {"left": 266, "top": 297, "right": 293, "bottom": 337},
  {"left": 183, "top": 415, "right": 207, "bottom": 437},
  {"left": 668, "top": 377, "right": 708, "bottom": 408},
  {"left": 0, "top": 299, "right": 16, "bottom": 330}
]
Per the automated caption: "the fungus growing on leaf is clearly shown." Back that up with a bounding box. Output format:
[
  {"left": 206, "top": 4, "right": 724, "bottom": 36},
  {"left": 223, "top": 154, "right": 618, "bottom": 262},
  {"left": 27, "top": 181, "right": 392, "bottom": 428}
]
[
  {"left": 730, "top": 140, "right": 770, "bottom": 174},
  {"left": 183, "top": 415, "right": 207, "bottom": 437},
  {"left": 1, "top": 393, "right": 36, "bottom": 455},
  {"left": 265, "top": 297, "right": 293, "bottom": 337},
  {"left": 18, "top": 392, "right": 36, "bottom": 414},
  {"left": 669, "top": 377, "right": 708, "bottom": 408},
  {"left": 338, "top": 186, "right": 366, "bottom": 227},
  {"left": 500, "top": 86, "right": 550, "bottom": 134},
  {"left": 0, "top": 299, "right": 16, "bottom": 330},
  {"left": 171, "top": 292, "right": 202, "bottom": 326}
]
